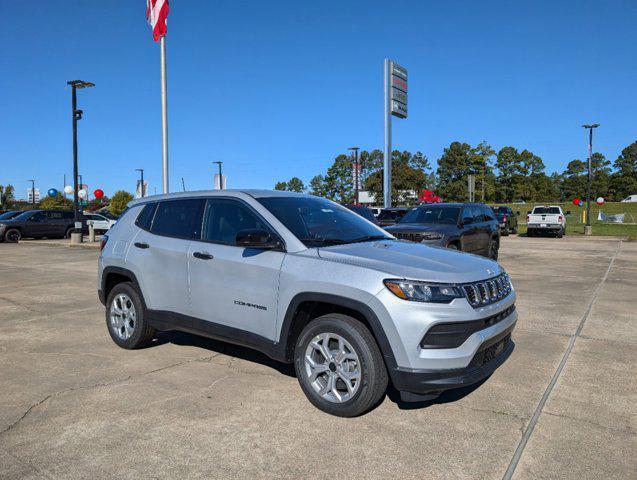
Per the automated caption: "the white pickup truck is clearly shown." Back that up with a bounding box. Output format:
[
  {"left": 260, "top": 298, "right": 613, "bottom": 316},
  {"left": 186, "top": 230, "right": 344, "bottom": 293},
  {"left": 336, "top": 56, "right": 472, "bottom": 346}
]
[{"left": 526, "top": 205, "right": 567, "bottom": 237}]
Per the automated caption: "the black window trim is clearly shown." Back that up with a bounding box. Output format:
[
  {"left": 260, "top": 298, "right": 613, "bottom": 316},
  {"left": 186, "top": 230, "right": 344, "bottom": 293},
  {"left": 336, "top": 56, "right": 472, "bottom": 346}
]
[
  {"left": 135, "top": 202, "right": 158, "bottom": 232},
  {"left": 196, "top": 196, "right": 286, "bottom": 251}
]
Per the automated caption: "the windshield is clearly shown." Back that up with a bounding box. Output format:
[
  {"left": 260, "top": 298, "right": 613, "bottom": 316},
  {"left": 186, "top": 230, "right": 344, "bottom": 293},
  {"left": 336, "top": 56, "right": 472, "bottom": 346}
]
[
  {"left": 258, "top": 196, "right": 391, "bottom": 247},
  {"left": 9, "top": 211, "right": 36, "bottom": 221},
  {"left": 0, "top": 211, "right": 20, "bottom": 220},
  {"left": 377, "top": 209, "right": 405, "bottom": 220},
  {"left": 399, "top": 206, "right": 460, "bottom": 224},
  {"left": 533, "top": 207, "right": 560, "bottom": 214}
]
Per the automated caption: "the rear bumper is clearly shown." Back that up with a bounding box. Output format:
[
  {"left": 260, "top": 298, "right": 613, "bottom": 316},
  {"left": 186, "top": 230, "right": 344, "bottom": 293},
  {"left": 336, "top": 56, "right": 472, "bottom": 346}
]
[
  {"left": 390, "top": 323, "right": 515, "bottom": 395},
  {"left": 527, "top": 223, "right": 562, "bottom": 230}
]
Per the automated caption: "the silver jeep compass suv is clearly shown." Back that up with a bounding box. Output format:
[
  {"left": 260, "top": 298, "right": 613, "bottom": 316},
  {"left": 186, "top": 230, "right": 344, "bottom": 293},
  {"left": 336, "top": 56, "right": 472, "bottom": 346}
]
[{"left": 98, "top": 190, "right": 516, "bottom": 417}]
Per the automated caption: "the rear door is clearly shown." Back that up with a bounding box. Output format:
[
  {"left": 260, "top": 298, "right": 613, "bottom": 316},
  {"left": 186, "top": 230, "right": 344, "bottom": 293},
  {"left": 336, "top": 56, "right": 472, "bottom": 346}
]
[
  {"left": 128, "top": 198, "right": 204, "bottom": 316},
  {"left": 459, "top": 207, "right": 479, "bottom": 252},
  {"left": 188, "top": 197, "right": 284, "bottom": 341},
  {"left": 45, "top": 211, "right": 67, "bottom": 236}
]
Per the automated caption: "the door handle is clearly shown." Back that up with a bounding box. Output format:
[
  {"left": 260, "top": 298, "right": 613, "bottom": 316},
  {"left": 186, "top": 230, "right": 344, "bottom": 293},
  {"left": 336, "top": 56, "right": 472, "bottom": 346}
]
[
  {"left": 193, "top": 251, "right": 214, "bottom": 260},
  {"left": 134, "top": 242, "right": 150, "bottom": 249}
]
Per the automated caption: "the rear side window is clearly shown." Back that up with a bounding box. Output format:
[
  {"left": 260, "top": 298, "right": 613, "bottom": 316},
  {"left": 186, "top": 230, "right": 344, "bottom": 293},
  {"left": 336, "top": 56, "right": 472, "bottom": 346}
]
[
  {"left": 481, "top": 206, "right": 495, "bottom": 221},
  {"left": 135, "top": 203, "right": 157, "bottom": 231},
  {"left": 151, "top": 199, "right": 204, "bottom": 239},
  {"left": 48, "top": 211, "right": 64, "bottom": 219},
  {"left": 63, "top": 211, "right": 74, "bottom": 220}
]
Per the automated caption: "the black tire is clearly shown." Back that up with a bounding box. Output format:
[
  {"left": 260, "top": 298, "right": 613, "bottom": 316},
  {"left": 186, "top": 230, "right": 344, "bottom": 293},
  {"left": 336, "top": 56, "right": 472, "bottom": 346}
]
[
  {"left": 488, "top": 239, "right": 499, "bottom": 260},
  {"left": 446, "top": 243, "right": 459, "bottom": 250},
  {"left": 105, "top": 282, "right": 155, "bottom": 349},
  {"left": 4, "top": 228, "right": 21, "bottom": 243},
  {"left": 294, "top": 314, "right": 388, "bottom": 417},
  {"left": 64, "top": 228, "right": 73, "bottom": 239},
  {"left": 557, "top": 228, "right": 564, "bottom": 238},
  {"left": 527, "top": 229, "right": 533, "bottom": 237}
]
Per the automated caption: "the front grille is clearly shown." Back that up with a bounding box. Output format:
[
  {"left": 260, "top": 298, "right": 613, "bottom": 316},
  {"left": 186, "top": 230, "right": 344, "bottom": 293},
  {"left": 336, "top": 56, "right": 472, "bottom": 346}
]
[
  {"left": 394, "top": 232, "right": 425, "bottom": 242},
  {"left": 468, "top": 333, "right": 511, "bottom": 368},
  {"left": 462, "top": 273, "right": 511, "bottom": 308}
]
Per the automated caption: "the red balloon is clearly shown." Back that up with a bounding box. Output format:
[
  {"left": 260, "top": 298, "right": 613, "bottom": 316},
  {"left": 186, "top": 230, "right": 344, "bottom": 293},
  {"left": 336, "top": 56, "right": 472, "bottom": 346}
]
[
  {"left": 572, "top": 198, "right": 580, "bottom": 206},
  {"left": 433, "top": 196, "right": 442, "bottom": 203},
  {"left": 94, "top": 189, "right": 104, "bottom": 199}
]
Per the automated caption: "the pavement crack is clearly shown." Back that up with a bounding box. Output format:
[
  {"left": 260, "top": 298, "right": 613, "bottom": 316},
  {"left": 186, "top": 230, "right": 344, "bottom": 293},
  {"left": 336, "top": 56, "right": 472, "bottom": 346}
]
[
  {"left": 541, "top": 411, "right": 636, "bottom": 436},
  {"left": 0, "top": 353, "right": 220, "bottom": 437}
]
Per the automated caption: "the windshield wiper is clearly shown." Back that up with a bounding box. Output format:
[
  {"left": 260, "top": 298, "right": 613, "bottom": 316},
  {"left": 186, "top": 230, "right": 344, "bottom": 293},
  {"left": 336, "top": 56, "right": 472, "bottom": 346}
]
[{"left": 347, "top": 235, "right": 392, "bottom": 244}]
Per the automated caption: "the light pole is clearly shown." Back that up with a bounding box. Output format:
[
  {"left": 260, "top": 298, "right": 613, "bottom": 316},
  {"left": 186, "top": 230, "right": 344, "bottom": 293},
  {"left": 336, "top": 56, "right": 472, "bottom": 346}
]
[
  {"left": 28, "top": 180, "right": 35, "bottom": 205},
  {"left": 135, "top": 169, "right": 145, "bottom": 197},
  {"left": 213, "top": 161, "right": 223, "bottom": 189},
  {"left": 582, "top": 123, "right": 600, "bottom": 235},
  {"left": 67, "top": 80, "right": 94, "bottom": 232},
  {"left": 78, "top": 174, "right": 83, "bottom": 212},
  {"left": 348, "top": 147, "right": 360, "bottom": 205}
]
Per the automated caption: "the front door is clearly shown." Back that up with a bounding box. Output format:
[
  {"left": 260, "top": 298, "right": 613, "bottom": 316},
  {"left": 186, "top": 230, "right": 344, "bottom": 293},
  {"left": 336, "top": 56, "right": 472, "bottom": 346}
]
[
  {"left": 25, "top": 211, "right": 50, "bottom": 237},
  {"left": 188, "top": 198, "right": 284, "bottom": 341},
  {"left": 459, "top": 207, "right": 479, "bottom": 252}
]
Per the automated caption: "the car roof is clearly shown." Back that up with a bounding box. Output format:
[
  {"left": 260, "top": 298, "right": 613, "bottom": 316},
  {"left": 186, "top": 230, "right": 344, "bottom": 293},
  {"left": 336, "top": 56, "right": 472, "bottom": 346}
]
[{"left": 127, "top": 189, "right": 312, "bottom": 207}]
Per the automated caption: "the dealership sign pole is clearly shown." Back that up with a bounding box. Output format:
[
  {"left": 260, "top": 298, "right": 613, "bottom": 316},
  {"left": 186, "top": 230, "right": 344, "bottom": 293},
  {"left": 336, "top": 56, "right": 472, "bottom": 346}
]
[{"left": 383, "top": 59, "right": 408, "bottom": 208}]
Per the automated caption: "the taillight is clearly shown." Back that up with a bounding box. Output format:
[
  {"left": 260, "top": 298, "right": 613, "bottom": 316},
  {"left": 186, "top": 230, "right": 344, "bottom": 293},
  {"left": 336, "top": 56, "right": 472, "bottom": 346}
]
[
  {"left": 526, "top": 215, "right": 530, "bottom": 223},
  {"left": 503, "top": 215, "right": 508, "bottom": 221},
  {"left": 100, "top": 234, "right": 109, "bottom": 251},
  {"left": 558, "top": 215, "right": 563, "bottom": 222}
]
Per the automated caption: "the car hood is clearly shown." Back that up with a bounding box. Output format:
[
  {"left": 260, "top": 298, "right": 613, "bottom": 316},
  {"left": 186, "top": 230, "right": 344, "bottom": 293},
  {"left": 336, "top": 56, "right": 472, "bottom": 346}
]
[{"left": 317, "top": 240, "right": 501, "bottom": 284}]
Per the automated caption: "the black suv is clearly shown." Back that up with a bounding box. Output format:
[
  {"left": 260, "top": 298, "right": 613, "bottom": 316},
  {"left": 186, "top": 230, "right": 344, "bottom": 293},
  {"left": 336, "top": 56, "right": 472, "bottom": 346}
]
[
  {"left": 0, "top": 210, "right": 80, "bottom": 242},
  {"left": 385, "top": 203, "right": 500, "bottom": 259},
  {"left": 493, "top": 206, "right": 518, "bottom": 236}
]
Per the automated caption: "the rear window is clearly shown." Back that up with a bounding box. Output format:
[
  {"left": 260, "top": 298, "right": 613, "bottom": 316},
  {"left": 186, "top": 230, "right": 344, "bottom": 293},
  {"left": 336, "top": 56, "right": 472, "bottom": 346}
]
[
  {"left": 533, "top": 207, "right": 560, "bottom": 214},
  {"left": 135, "top": 203, "right": 157, "bottom": 231},
  {"left": 150, "top": 199, "right": 205, "bottom": 239}
]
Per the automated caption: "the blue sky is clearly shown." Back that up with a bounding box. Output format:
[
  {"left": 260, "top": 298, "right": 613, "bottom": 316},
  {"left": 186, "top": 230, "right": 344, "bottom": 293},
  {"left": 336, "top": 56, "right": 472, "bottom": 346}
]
[{"left": 1, "top": 0, "right": 636, "bottom": 199}]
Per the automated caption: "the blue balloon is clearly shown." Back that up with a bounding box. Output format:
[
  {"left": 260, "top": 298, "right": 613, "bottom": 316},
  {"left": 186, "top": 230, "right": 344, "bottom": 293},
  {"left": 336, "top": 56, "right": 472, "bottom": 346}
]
[
  {"left": 47, "top": 188, "right": 58, "bottom": 198},
  {"left": 578, "top": 200, "right": 584, "bottom": 206}
]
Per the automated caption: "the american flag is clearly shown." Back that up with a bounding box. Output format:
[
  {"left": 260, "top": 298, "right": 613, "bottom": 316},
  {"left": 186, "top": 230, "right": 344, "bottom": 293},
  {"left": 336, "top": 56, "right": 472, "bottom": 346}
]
[{"left": 146, "top": 0, "right": 169, "bottom": 42}]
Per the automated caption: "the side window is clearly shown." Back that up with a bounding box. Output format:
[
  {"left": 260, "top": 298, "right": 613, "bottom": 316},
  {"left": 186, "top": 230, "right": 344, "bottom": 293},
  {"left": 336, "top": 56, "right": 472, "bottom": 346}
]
[
  {"left": 63, "top": 211, "right": 74, "bottom": 220},
  {"left": 150, "top": 199, "right": 204, "bottom": 239},
  {"left": 472, "top": 207, "right": 485, "bottom": 223},
  {"left": 30, "top": 212, "right": 47, "bottom": 222},
  {"left": 48, "top": 211, "right": 64, "bottom": 220},
  {"left": 135, "top": 203, "right": 157, "bottom": 231},
  {"left": 202, "top": 199, "right": 267, "bottom": 245}
]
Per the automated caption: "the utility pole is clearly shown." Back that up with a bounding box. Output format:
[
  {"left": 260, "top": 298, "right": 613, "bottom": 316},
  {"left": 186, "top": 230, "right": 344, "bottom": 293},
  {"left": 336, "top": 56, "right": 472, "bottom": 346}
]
[
  {"left": 28, "top": 180, "right": 35, "bottom": 205},
  {"left": 348, "top": 147, "right": 360, "bottom": 205},
  {"left": 213, "top": 161, "right": 223, "bottom": 189},
  {"left": 135, "top": 169, "right": 145, "bottom": 197},
  {"left": 67, "top": 80, "right": 94, "bottom": 232},
  {"left": 582, "top": 124, "right": 600, "bottom": 236}
]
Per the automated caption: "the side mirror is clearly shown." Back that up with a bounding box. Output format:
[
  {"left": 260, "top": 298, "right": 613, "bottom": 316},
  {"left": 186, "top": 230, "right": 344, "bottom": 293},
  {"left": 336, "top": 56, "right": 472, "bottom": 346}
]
[
  {"left": 527, "top": 210, "right": 531, "bottom": 214},
  {"left": 235, "top": 229, "right": 282, "bottom": 250},
  {"left": 566, "top": 210, "right": 571, "bottom": 215}
]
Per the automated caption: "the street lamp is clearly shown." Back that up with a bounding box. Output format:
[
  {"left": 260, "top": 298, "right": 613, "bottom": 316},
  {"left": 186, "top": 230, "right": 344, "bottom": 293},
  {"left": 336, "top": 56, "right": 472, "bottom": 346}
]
[
  {"left": 135, "top": 169, "right": 145, "bottom": 197},
  {"left": 213, "top": 161, "right": 223, "bottom": 189},
  {"left": 67, "top": 80, "right": 94, "bottom": 233},
  {"left": 582, "top": 123, "right": 600, "bottom": 235},
  {"left": 28, "top": 180, "right": 35, "bottom": 205},
  {"left": 348, "top": 147, "right": 360, "bottom": 205}
]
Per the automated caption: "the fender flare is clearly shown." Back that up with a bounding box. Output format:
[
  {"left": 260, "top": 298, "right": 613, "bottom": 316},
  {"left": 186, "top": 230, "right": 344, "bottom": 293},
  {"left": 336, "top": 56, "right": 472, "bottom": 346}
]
[
  {"left": 100, "top": 266, "right": 144, "bottom": 306},
  {"left": 278, "top": 292, "right": 398, "bottom": 369}
]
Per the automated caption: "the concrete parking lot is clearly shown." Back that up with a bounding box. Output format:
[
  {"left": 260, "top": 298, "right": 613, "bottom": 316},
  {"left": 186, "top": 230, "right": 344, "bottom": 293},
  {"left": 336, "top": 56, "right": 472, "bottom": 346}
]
[{"left": 0, "top": 236, "right": 635, "bottom": 479}]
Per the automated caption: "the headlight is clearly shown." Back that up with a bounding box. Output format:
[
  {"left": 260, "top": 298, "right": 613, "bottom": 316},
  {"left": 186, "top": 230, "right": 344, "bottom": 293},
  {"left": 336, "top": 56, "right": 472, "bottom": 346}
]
[
  {"left": 421, "top": 232, "right": 443, "bottom": 240},
  {"left": 384, "top": 279, "right": 464, "bottom": 303}
]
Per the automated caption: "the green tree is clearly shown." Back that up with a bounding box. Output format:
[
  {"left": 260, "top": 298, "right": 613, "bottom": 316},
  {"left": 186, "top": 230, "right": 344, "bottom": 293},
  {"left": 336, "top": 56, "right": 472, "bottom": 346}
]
[
  {"left": 308, "top": 175, "right": 328, "bottom": 197},
  {"left": 274, "top": 181, "right": 288, "bottom": 191},
  {"left": 38, "top": 193, "right": 73, "bottom": 210},
  {"left": 274, "top": 177, "right": 305, "bottom": 193},
  {"left": 0, "top": 184, "right": 15, "bottom": 206},
  {"left": 610, "top": 141, "right": 637, "bottom": 200},
  {"left": 365, "top": 150, "right": 431, "bottom": 204},
  {"left": 436, "top": 142, "right": 475, "bottom": 201},
  {"left": 109, "top": 190, "right": 134, "bottom": 217}
]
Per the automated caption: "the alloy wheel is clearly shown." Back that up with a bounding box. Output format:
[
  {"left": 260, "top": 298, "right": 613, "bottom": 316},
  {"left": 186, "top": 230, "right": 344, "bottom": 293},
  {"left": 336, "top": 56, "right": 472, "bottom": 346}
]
[
  {"left": 304, "top": 332, "right": 361, "bottom": 403},
  {"left": 110, "top": 293, "right": 136, "bottom": 340}
]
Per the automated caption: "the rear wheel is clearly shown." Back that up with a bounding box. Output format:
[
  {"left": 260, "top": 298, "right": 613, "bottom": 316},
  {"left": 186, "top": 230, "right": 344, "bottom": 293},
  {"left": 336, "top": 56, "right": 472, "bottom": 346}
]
[
  {"left": 446, "top": 242, "right": 459, "bottom": 250},
  {"left": 64, "top": 227, "right": 74, "bottom": 239},
  {"left": 4, "top": 229, "right": 21, "bottom": 243},
  {"left": 557, "top": 228, "right": 564, "bottom": 238},
  {"left": 294, "top": 314, "right": 388, "bottom": 417},
  {"left": 105, "top": 282, "right": 155, "bottom": 349}
]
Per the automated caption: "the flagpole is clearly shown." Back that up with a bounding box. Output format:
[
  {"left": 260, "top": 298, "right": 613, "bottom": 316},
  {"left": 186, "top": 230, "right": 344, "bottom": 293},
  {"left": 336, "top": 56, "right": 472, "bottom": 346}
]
[{"left": 160, "top": 35, "right": 169, "bottom": 194}]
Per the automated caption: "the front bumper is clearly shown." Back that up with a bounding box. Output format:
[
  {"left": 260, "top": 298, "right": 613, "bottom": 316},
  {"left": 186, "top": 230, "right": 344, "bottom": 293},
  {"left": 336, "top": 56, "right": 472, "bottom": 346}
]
[{"left": 391, "top": 323, "right": 515, "bottom": 395}]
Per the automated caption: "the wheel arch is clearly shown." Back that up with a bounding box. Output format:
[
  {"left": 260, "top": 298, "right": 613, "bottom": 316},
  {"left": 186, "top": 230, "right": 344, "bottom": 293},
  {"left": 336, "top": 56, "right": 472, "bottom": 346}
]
[
  {"left": 277, "top": 292, "right": 397, "bottom": 369},
  {"left": 101, "top": 266, "right": 144, "bottom": 307}
]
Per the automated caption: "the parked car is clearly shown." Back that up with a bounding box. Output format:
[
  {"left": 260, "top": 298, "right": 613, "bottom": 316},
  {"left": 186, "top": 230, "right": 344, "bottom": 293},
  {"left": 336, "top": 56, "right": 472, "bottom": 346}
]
[
  {"left": 98, "top": 190, "right": 516, "bottom": 417},
  {"left": 493, "top": 206, "right": 518, "bottom": 235},
  {"left": 377, "top": 207, "right": 409, "bottom": 227},
  {"left": 386, "top": 203, "right": 501, "bottom": 259},
  {"left": 526, "top": 205, "right": 568, "bottom": 237},
  {"left": 0, "top": 211, "right": 22, "bottom": 221},
  {"left": 83, "top": 212, "right": 116, "bottom": 234},
  {"left": 621, "top": 194, "right": 637, "bottom": 202},
  {"left": 343, "top": 204, "right": 380, "bottom": 225},
  {"left": 0, "top": 209, "right": 81, "bottom": 242}
]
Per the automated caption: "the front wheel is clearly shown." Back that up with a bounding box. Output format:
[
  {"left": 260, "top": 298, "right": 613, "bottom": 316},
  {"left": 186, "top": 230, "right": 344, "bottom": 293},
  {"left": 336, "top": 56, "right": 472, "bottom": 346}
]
[
  {"left": 294, "top": 314, "right": 388, "bottom": 417},
  {"left": 65, "top": 228, "right": 74, "bottom": 239},
  {"left": 4, "top": 228, "right": 21, "bottom": 243}
]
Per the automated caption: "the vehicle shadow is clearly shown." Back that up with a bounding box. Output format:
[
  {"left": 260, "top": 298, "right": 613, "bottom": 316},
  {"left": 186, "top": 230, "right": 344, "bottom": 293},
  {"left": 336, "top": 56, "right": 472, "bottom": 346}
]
[
  {"left": 385, "top": 378, "right": 489, "bottom": 410},
  {"left": 151, "top": 330, "right": 296, "bottom": 378}
]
